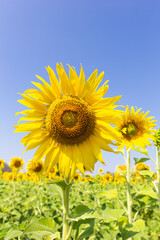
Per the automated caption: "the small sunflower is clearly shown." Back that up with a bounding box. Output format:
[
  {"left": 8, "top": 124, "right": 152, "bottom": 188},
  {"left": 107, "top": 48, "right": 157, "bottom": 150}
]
[
  {"left": 0, "top": 159, "right": 5, "bottom": 169},
  {"left": 116, "top": 106, "right": 156, "bottom": 150},
  {"left": 9, "top": 157, "right": 24, "bottom": 172},
  {"left": 98, "top": 168, "right": 103, "bottom": 174},
  {"left": 14, "top": 64, "right": 122, "bottom": 177},
  {"left": 26, "top": 158, "right": 44, "bottom": 178},
  {"left": 103, "top": 173, "right": 113, "bottom": 183},
  {"left": 135, "top": 162, "right": 150, "bottom": 171},
  {"left": 153, "top": 128, "right": 160, "bottom": 147},
  {"left": 116, "top": 164, "right": 127, "bottom": 174}
]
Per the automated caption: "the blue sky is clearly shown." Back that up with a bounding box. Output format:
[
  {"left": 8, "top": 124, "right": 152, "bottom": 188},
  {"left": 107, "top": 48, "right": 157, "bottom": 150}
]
[{"left": 0, "top": 0, "right": 160, "bottom": 173}]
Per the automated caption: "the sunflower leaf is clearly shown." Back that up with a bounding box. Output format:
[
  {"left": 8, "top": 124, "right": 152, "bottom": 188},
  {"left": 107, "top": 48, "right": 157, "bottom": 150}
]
[
  {"left": 133, "top": 147, "right": 149, "bottom": 156},
  {"left": 134, "top": 157, "right": 150, "bottom": 164}
]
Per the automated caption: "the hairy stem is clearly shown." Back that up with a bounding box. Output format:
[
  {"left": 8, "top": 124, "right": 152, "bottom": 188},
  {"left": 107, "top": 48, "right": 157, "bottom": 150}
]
[
  {"left": 126, "top": 148, "right": 132, "bottom": 227},
  {"left": 156, "top": 147, "right": 160, "bottom": 214},
  {"left": 62, "top": 177, "right": 70, "bottom": 240}
]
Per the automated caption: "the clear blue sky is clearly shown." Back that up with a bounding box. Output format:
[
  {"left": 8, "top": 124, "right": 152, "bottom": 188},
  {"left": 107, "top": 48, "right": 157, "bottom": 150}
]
[{"left": 0, "top": 0, "right": 160, "bottom": 173}]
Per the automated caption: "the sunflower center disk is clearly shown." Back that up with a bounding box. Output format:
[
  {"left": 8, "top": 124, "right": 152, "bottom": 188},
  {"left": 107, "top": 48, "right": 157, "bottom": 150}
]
[
  {"left": 46, "top": 96, "right": 96, "bottom": 145},
  {"left": 61, "top": 110, "right": 78, "bottom": 128},
  {"left": 14, "top": 161, "right": 21, "bottom": 167},
  {"left": 33, "top": 163, "right": 42, "bottom": 172},
  {"left": 121, "top": 123, "right": 139, "bottom": 140}
]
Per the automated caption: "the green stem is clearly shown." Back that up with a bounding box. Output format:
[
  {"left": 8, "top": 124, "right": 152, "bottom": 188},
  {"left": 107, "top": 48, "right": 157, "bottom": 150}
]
[
  {"left": 62, "top": 178, "right": 70, "bottom": 240},
  {"left": 156, "top": 146, "right": 160, "bottom": 214},
  {"left": 126, "top": 148, "right": 132, "bottom": 225}
]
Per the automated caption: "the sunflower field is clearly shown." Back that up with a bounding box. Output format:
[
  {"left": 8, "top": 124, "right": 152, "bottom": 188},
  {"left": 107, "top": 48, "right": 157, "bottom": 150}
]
[
  {"left": 0, "top": 162, "right": 160, "bottom": 240},
  {"left": 1, "top": 64, "right": 160, "bottom": 239}
]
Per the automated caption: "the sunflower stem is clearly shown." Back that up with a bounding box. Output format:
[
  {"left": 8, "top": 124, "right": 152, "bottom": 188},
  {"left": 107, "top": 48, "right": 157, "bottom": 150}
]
[
  {"left": 62, "top": 177, "right": 70, "bottom": 240},
  {"left": 126, "top": 148, "right": 132, "bottom": 239},
  {"left": 156, "top": 146, "right": 160, "bottom": 214}
]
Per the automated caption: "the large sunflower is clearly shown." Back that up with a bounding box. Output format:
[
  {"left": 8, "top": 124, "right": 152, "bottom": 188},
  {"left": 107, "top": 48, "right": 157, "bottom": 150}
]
[
  {"left": 116, "top": 106, "right": 156, "bottom": 149},
  {"left": 14, "top": 64, "right": 122, "bottom": 177}
]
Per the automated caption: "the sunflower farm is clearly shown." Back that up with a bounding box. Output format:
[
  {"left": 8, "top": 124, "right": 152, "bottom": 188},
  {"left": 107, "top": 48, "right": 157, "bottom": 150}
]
[{"left": 1, "top": 64, "right": 160, "bottom": 240}]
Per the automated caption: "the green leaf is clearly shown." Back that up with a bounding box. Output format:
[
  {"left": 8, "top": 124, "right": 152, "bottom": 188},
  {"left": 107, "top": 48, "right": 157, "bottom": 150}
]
[
  {"left": 45, "top": 232, "right": 60, "bottom": 240},
  {"left": 99, "top": 189, "right": 117, "bottom": 199},
  {"left": 24, "top": 222, "right": 54, "bottom": 235},
  {"left": 134, "top": 157, "right": 150, "bottom": 164},
  {"left": 4, "top": 230, "right": 23, "bottom": 240},
  {"left": 133, "top": 147, "right": 149, "bottom": 156},
  {"left": 138, "top": 185, "right": 158, "bottom": 199},
  {"left": 119, "top": 217, "right": 145, "bottom": 240},
  {"left": 103, "top": 209, "right": 125, "bottom": 221},
  {"left": 49, "top": 184, "right": 62, "bottom": 197},
  {"left": 38, "top": 217, "right": 55, "bottom": 230},
  {"left": 138, "top": 170, "right": 155, "bottom": 178},
  {"left": 78, "top": 225, "right": 94, "bottom": 239},
  {"left": 71, "top": 205, "right": 91, "bottom": 220},
  {"left": 73, "top": 218, "right": 95, "bottom": 240},
  {"left": 0, "top": 227, "right": 11, "bottom": 238}
]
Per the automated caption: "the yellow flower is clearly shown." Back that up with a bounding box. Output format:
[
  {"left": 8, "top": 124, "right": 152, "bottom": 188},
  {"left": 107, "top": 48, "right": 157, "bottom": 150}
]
[
  {"left": 98, "top": 168, "right": 103, "bottom": 174},
  {"left": 73, "top": 172, "right": 81, "bottom": 182},
  {"left": 9, "top": 157, "right": 24, "bottom": 172},
  {"left": 135, "top": 162, "right": 150, "bottom": 171},
  {"left": 114, "top": 171, "right": 126, "bottom": 183},
  {"left": 0, "top": 159, "right": 5, "bottom": 169},
  {"left": 26, "top": 158, "right": 44, "bottom": 178},
  {"left": 14, "top": 64, "right": 122, "bottom": 177},
  {"left": 116, "top": 106, "right": 156, "bottom": 149},
  {"left": 17, "top": 172, "right": 26, "bottom": 181},
  {"left": 3, "top": 172, "right": 16, "bottom": 181},
  {"left": 116, "top": 164, "right": 127, "bottom": 174},
  {"left": 103, "top": 173, "right": 113, "bottom": 183}
]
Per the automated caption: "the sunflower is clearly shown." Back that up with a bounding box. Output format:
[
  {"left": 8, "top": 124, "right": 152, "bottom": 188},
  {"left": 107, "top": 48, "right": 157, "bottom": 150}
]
[
  {"left": 116, "top": 164, "right": 127, "bottom": 174},
  {"left": 135, "top": 162, "right": 150, "bottom": 171},
  {"left": 14, "top": 64, "right": 122, "bottom": 177},
  {"left": 26, "top": 158, "right": 44, "bottom": 178},
  {"left": 9, "top": 157, "right": 24, "bottom": 172},
  {"left": 98, "top": 168, "right": 103, "bottom": 174},
  {"left": 116, "top": 106, "right": 156, "bottom": 150},
  {"left": 0, "top": 159, "right": 4, "bottom": 169}
]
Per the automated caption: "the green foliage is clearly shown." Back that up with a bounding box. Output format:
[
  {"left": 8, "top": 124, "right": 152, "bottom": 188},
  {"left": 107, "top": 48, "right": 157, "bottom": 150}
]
[
  {"left": 0, "top": 179, "right": 160, "bottom": 239},
  {"left": 134, "top": 158, "right": 150, "bottom": 164},
  {"left": 133, "top": 148, "right": 149, "bottom": 156},
  {"left": 118, "top": 217, "right": 145, "bottom": 240},
  {"left": 99, "top": 189, "right": 118, "bottom": 199}
]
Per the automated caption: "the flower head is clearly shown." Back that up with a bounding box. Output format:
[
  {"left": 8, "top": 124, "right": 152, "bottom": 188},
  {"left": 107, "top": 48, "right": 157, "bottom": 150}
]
[
  {"left": 15, "top": 64, "right": 122, "bottom": 177},
  {"left": 116, "top": 106, "right": 156, "bottom": 149},
  {"left": 153, "top": 128, "right": 160, "bottom": 147},
  {"left": 135, "top": 162, "right": 150, "bottom": 171},
  {"left": 0, "top": 159, "right": 4, "bottom": 170},
  {"left": 98, "top": 168, "right": 103, "bottom": 174},
  {"left": 26, "top": 158, "right": 44, "bottom": 178},
  {"left": 9, "top": 157, "right": 24, "bottom": 172}
]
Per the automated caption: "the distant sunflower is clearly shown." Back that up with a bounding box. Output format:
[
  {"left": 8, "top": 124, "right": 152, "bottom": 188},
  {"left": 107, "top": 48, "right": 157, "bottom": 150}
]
[
  {"left": 116, "top": 106, "right": 156, "bottom": 150},
  {"left": 98, "top": 168, "right": 103, "bottom": 174},
  {"left": 27, "top": 158, "right": 44, "bottom": 178},
  {"left": 9, "top": 157, "right": 24, "bottom": 172},
  {"left": 14, "top": 64, "right": 122, "bottom": 177},
  {"left": 0, "top": 159, "right": 4, "bottom": 169}
]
